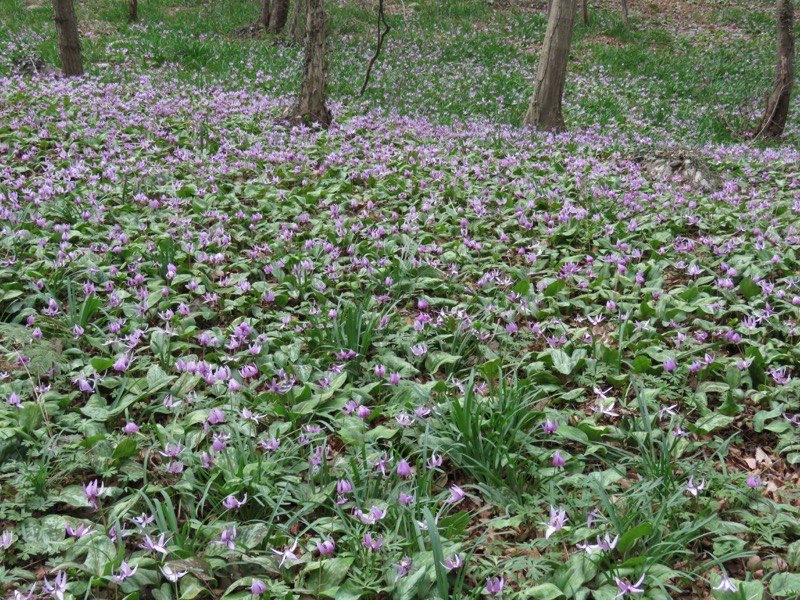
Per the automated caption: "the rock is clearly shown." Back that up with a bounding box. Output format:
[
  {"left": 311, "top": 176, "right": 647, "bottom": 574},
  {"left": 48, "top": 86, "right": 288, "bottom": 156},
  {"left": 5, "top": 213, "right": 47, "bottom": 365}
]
[{"left": 627, "top": 145, "right": 723, "bottom": 193}]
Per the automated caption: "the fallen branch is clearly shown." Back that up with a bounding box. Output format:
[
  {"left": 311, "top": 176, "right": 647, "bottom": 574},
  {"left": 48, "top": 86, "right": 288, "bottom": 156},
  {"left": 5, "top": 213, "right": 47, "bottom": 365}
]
[{"left": 357, "top": 0, "right": 390, "bottom": 98}]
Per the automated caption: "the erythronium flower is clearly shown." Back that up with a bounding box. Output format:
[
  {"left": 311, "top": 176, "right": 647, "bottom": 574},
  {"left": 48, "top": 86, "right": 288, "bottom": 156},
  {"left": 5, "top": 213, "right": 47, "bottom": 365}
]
[
  {"left": 65, "top": 522, "right": 94, "bottom": 538},
  {"left": 362, "top": 532, "right": 383, "bottom": 551},
  {"left": 10, "top": 584, "right": 35, "bottom": 600},
  {"left": 542, "top": 505, "right": 568, "bottom": 539},
  {"left": 747, "top": 474, "right": 762, "bottom": 489},
  {"left": 542, "top": 419, "right": 558, "bottom": 434},
  {"left": 223, "top": 493, "right": 247, "bottom": 510},
  {"left": 442, "top": 553, "right": 463, "bottom": 571},
  {"left": 250, "top": 579, "right": 267, "bottom": 595},
  {"left": 316, "top": 539, "right": 335, "bottom": 555},
  {"left": 393, "top": 556, "right": 414, "bottom": 581},
  {"left": 663, "top": 358, "right": 678, "bottom": 372},
  {"left": 427, "top": 453, "right": 443, "bottom": 470},
  {"left": 687, "top": 477, "right": 706, "bottom": 497},
  {"left": 0, "top": 530, "right": 13, "bottom": 549},
  {"left": 592, "top": 401, "right": 620, "bottom": 418},
  {"left": 396, "top": 459, "right": 412, "bottom": 478},
  {"left": 713, "top": 574, "right": 738, "bottom": 592},
  {"left": 216, "top": 525, "right": 237, "bottom": 550},
  {"left": 141, "top": 533, "right": 171, "bottom": 555},
  {"left": 83, "top": 479, "right": 105, "bottom": 510},
  {"left": 43, "top": 571, "right": 68, "bottom": 600},
  {"left": 444, "top": 484, "right": 466, "bottom": 504},
  {"left": 112, "top": 561, "right": 138, "bottom": 582},
  {"left": 161, "top": 565, "right": 188, "bottom": 583},
  {"left": 486, "top": 576, "right": 504, "bottom": 597},
  {"left": 272, "top": 539, "right": 299, "bottom": 568},
  {"left": 552, "top": 451, "right": 566, "bottom": 468},
  {"left": 614, "top": 574, "right": 645, "bottom": 597}
]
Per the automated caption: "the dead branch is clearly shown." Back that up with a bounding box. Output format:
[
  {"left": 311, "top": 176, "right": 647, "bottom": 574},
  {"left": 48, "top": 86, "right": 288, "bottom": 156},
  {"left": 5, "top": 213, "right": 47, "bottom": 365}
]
[{"left": 357, "top": 0, "right": 390, "bottom": 98}]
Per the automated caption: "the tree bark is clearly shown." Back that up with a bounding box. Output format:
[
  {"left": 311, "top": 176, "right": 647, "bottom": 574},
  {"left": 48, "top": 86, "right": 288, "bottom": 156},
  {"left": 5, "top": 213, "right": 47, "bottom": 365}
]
[
  {"left": 289, "top": 0, "right": 304, "bottom": 42},
  {"left": 286, "top": 0, "right": 332, "bottom": 127},
  {"left": 524, "top": 0, "right": 577, "bottom": 131},
  {"left": 582, "top": 0, "right": 588, "bottom": 26},
  {"left": 268, "top": 0, "right": 290, "bottom": 34},
  {"left": 129, "top": 0, "right": 138, "bottom": 22},
  {"left": 258, "top": 0, "right": 271, "bottom": 29},
  {"left": 52, "top": 0, "right": 83, "bottom": 76},
  {"left": 621, "top": 0, "right": 628, "bottom": 25},
  {"left": 755, "top": 0, "right": 795, "bottom": 138}
]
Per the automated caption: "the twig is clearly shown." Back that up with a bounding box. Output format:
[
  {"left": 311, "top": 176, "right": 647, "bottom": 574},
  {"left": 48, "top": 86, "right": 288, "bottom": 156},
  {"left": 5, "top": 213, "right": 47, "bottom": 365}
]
[{"left": 357, "top": 0, "right": 390, "bottom": 98}]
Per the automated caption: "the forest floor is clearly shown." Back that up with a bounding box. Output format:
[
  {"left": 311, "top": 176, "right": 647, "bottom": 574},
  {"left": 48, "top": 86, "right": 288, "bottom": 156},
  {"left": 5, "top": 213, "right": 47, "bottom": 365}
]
[{"left": 0, "top": 1, "right": 799, "bottom": 599}]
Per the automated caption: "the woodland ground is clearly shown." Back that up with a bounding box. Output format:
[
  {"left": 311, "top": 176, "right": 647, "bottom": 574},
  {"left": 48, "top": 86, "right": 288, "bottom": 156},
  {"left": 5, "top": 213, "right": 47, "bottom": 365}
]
[{"left": 0, "top": 1, "right": 800, "bottom": 599}]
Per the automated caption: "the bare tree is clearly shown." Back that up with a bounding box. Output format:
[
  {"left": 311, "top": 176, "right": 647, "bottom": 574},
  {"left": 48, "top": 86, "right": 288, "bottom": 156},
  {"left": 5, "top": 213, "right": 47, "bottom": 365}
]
[
  {"left": 621, "top": 0, "right": 628, "bottom": 26},
  {"left": 524, "top": 0, "right": 577, "bottom": 131},
  {"left": 129, "top": 0, "right": 138, "bottom": 22},
  {"left": 52, "top": 0, "right": 83, "bottom": 76},
  {"left": 258, "top": 0, "right": 271, "bottom": 30},
  {"left": 582, "top": 0, "right": 588, "bottom": 26},
  {"left": 269, "top": 0, "right": 290, "bottom": 34},
  {"left": 289, "top": 0, "right": 305, "bottom": 42},
  {"left": 286, "top": 0, "right": 332, "bottom": 127},
  {"left": 755, "top": 0, "right": 795, "bottom": 138}
]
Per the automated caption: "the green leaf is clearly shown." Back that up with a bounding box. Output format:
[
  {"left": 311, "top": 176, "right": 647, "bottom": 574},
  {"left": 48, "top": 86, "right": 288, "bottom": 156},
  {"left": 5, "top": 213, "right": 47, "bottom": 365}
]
[
  {"left": 739, "top": 277, "right": 760, "bottom": 300},
  {"left": 112, "top": 438, "right": 138, "bottom": 461},
  {"left": 56, "top": 485, "right": 91, "bottom": 508},
  {"left": 523, "top": 584, "right": 564, "bottom": 600},
  {"left": 693, "top": 413, "right": 734, "bottom": 434},
  {"left": 91, "top": 357, "right": 115, "bottom": 372},
  {"left": 631, "top": 355, "right": 652, "bottom": 373},
  {"left": 770, "top": 573, "right": 800, "bottom": 598},
  {"left": 424, "top": 351, "right": 461, "bottom": 374},
  {"left": 617, "top": 522, "right": 653, "bottom": 553},
  {"left": 81, "top": 395, "right": 110, "bottom": 421}
]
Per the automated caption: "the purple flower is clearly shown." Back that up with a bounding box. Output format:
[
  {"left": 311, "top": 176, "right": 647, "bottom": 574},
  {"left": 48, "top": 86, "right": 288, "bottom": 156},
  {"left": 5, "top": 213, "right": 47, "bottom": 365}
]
[
  {"left": 123, "top": 421, "right": 140, "bottom": 434},
  {"left": 272, "top": 539, "right": 299, "bottom": 568},
  {"left": 444, "top": 484, "right": 466, "bottom": 504},
  {"left": 542, "top": 505, "right": 567, "bottom": 539},
  {"left": 427, "top": 453, "right": 443, "bottom": 470},
  {"left": 250, "top": 578, "right": 267, "bottom": 595},
  {"left": 223, "top": 493, "right": 247, "bottom": 510},
  {"left": 207, "top": 408, "right": 225, "bottom": 425},
  {"left": 141, "top": 533, "right": 171, "bottom": 555},
  {"left": 399, "top": 492, "right": 415, "bottom": 505},
  {"left": 551, "top": 451, "right": 566, "bottom": 468},
  {"left": 112, "top": 561, "right": 138, "bottom": 583},
  {"left": 542, "top": 419, "right": 558, "bottom": 435},
  {"left": 0, "top": 530, "right": 13, "bottom": 549},
  {"left": 6, "top": 392, "right": 21, "bottom": 407},
  {"left": 686, "top": 477, "right": 706, "bottom": 497},
  {"left": 396, "top": 459, "right": 412, "bottom": 478},
  {"left": 160, "top": 565, "right": 188, "bottom": 582},
  {"left": 614, "top": 574, "right": 645, "bottom": 597},
  {"left": 486, "top": 576, "right": 505, "bottom": 597},
  {"left": 747, "top": 474, "right": 762, "bottom": 489},
  {"left": 393, "top": 556, "right": 414, "bottom": 581},
  {"left": 216, "top": 525, "right": 237, "bottom": 551},
  {"left": 713, "top": 574, "right": 737, "bottom": 592},
  {"left": 43, "top": 571, "right": 68, "bottom": 600},
  {"left": 362, "top": 532, "right": 383, "bottom": 551},
  {"left": 113, "top": 354, "right": 131, "bottom": 372},
  {"left": 442, "top": 553, "right": 463, "bottom": 571},
  {"left": 65, "top": 522, "right": 94, "bottom": 538},
  {"left": 663, "top": 358, "right": 678, "bottom": 372},
  {"left": 316, "top": 539, "right": 335, "bottom": 555},
  {"left": 82, "top": 479, "right": 105, "bottom": 510}
]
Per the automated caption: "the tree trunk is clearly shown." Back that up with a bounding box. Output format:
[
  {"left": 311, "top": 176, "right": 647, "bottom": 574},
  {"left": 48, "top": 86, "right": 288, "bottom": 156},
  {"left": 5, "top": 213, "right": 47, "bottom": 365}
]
[
  {"left": 258, "top": 0, "right": 271, "bottom": 29},
  {"left": 52, "top": 0, "right": 83, "bottom": 76},
  {"left": 524, "top": 0, "right": 577, "bottom": 131},
  {"left": 286, "top": 0, "right": 331, "bottom": 128},
  {"left": 268, "top": 0, "right": 290, "bottom": 34},
  {"left": 755, "top": 0, "right": 795, "bottom": 138},
  {"left": 129, "top": 0, "right": 138, "bottom": 22},
  {"left": 289, "top": 0, "right": 304, "bottom": 42},
  {"left": 582, "top": 0, "right": 588, "bottom": 26},
  {"left": 621, "top": 0, "right": 628, "bottom": 25}
]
